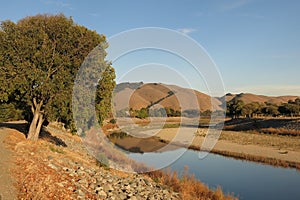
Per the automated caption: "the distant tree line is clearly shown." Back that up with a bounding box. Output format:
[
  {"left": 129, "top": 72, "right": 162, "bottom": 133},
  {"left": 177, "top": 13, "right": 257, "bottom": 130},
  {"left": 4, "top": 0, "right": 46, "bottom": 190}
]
[
  {"left": 115, "top": 107, "right": 225, "bottom": 119},
  {"left": 128, "top": 107, "right": 181, "bottom": 119},
  {"left": 115, "top": 98, "right": 300, "bottom": 119},
  {"left": 226, "top": 98, "right": 300, "bottom": 119}
]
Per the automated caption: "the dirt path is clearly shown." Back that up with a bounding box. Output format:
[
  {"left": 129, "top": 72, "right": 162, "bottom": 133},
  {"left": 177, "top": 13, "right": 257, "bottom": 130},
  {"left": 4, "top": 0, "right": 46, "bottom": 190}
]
[{"left": 0, "top": 128, "right": 17, "bottom": 200}]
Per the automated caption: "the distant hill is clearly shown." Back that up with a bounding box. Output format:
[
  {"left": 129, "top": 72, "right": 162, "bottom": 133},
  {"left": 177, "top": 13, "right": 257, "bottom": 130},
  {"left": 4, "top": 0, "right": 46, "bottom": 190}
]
[
  {"left": 113, "top": 83, "right": 299, "bottom": 113},
  {"left": 225, "top": 93, "right": 298, "bottom": 105},
  {"left": 113, "top": 82, "right": 223, "bottom": 112}
]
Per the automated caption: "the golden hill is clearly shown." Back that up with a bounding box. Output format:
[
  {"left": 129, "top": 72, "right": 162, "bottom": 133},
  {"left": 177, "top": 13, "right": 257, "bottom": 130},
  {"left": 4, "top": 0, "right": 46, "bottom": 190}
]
[
  {"left": 225, "top": 93, "right": 298, "bottom": 105},
  {"left": 113, "top": 82, "right": 222, "bottom": 112}
]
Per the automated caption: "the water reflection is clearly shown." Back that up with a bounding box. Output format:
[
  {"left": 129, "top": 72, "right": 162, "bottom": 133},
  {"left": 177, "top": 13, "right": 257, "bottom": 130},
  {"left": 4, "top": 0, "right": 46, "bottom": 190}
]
[{"left": 130, "top": 148, "right": 300, "bottom": 200}]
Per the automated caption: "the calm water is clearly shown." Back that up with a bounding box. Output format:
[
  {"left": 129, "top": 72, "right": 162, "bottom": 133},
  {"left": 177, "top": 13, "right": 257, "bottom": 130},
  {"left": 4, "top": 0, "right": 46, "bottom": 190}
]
[{"left": 129, "top": 148, "right": 300, "bottom": 200}]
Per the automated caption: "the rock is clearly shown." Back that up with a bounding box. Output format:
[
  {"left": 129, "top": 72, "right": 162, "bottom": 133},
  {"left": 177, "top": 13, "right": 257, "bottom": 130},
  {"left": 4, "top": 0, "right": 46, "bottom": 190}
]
[
  {"left": 78, "top": 179, "right": 88, "bottom": 188},
  {"left": 162, "top": 190, "right": 169, "bottom": 195},
  {"left": 147, "top": 195, "right": 156, "bottom": 200},
  {"left": 95, "top": 186, "right": 103, "bottom": 192},
  {"left": 117, "top": 193, "right": 127, "bottom": 199},
  {"left": 77, "top": 170, "right": 86, "bottom": 177},
  {"left": 104, "top": 184, "right": 114, "bottom": 192},
  {"left": 98, "top": 190, "right": 107, "bottom": 199},
  {"left": 129, "top": 196, "right": 138, "bottom": 200},
  {"left": 77, "top": 189, "right": 85, "bottom": 197},
  {"left": 107, "top": 178, "right": 113, "bottom": 183},
  {"left": 124, "top": 184, "right": 130, "bottom": 190},
  {"left": 48, "top": 163, "right": 58, "bottom": 170},
  {"left": 55, "top": 182, "right": 64, "bottom": 187},
  {"left": 63, "top": 167, "right": 69, "bottom": 171},
  {"left": 89, "top": 183, "right": 95, "bottom": 190},
  {"left": 67, "top": 186, "right": 73, "bottom": 191}
]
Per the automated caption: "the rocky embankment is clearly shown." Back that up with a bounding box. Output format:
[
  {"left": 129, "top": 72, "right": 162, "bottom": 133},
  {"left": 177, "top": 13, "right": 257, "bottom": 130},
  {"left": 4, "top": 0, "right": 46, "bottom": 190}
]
[{"left": 58, "top": 163, "right": 179, "bottom": 200}]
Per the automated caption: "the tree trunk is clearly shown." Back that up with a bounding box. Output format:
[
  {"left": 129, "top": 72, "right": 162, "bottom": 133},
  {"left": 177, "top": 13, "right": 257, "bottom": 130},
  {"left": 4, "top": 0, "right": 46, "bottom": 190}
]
[{"left": 27, "top": 98, "right": 44, "bottom": 141}]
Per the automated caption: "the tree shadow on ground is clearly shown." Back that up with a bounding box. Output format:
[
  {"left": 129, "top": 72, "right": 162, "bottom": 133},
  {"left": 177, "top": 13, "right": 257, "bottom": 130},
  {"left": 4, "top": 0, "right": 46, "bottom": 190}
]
[
  {"left": 0, "top": 121, "right": 67, "bottom": 147},
  {"left": 40, "top": 129, "right": 67, "bottom": 147},
  {"left": 224, "top": 118, "right": 300, "bottom": 131},
  {"left": 0, "top": 122, "right": 28, "bottom": 135}
]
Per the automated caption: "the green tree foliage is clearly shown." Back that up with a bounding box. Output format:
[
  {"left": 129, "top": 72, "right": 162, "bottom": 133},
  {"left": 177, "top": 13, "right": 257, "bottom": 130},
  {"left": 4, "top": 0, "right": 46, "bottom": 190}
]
[
  {"left": 262, "top": 104, "right": 280, "bottom": 117},
  {"left": 227, "top": 98, "right": 300, "bottom": 118},
  {"left": 279, "top": 103, "right": 299, "bottom": 117},
  {"left": 130, "top": 108, "right": 149, "bottom": 119},
  {"left": 265, "top": 105, "right": 280, "bottom": 117},
  {"left": 241, "top": 102, "right": 263, "bottom": 118},
  {"left": 95, "top": 66, "right": 116, "bottom": 125},
  {"left": 0, "top": 103, "right": 23, "bottom": 122},
  {"left": 138, "top": 108, "right": 149, "bottom": 119},
  {"left": 128, "top": 107, "right": 181, "bottom": 119},
  {"left": 165, "top": 107, "right": 181, "bottom": 117},
  {"left": 226, "top": 99, "right": 244, "bottom": 119},
  {"left": 0, "top": 14, "right": 115, "bottom": 140},
  {"left": 201, "top": 110, "right": 212, "bottom": 117},
  {"left": 295, "top": 98, "right": 300, "bottom": 106}
]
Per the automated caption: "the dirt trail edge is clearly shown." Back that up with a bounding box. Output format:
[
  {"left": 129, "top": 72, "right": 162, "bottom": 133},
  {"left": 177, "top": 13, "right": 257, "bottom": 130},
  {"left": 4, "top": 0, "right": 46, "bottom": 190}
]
[{"left": 0, "top": 128, "right": 17, "bottom": 200}]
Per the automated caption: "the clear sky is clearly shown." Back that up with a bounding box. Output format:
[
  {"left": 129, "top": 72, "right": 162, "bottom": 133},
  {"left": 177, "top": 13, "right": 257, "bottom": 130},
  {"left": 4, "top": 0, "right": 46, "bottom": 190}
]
[{"left": 1, "top": 0, "right": 300, "bottom": 96}]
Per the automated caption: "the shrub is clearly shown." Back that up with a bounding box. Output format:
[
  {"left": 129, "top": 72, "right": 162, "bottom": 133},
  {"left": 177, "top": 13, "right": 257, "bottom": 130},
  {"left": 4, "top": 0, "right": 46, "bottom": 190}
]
[
  {"left": 146, "top": 166, "right": 236, "bottom": 200},
  {"left": 109, "top": 118, "right": 117, "bottom": 124},
  {"left": 96, "top": 153, "right": 110, "bottom": 168}
]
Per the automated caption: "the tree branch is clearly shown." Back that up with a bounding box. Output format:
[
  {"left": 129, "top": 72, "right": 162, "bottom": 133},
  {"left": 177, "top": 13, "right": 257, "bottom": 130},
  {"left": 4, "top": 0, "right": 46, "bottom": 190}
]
[
  {"left": 31, "top": 105, "right": 35, "bottom": 114},
  {"left": 33, "top": 97, "right": 37, "bottom": 108}
]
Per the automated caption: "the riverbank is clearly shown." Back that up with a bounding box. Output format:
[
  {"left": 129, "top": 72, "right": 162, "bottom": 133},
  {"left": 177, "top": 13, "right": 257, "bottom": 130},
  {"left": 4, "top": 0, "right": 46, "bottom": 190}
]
[
  {"left": 0, "top": 122, "right": 235, "bottom": 199},
  {"left": 156, "top": 128, "right": 300, "bottom": 170}
]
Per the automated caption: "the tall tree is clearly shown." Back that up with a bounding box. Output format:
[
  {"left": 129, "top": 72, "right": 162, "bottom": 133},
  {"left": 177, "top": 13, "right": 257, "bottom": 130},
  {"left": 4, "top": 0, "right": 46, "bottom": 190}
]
[
  {"left": 241, "top": 102, "right": 262, "bottom": 118},
  {"left": 95, "top": 65, "right": 116, "bottom": 125},
  {"left": 0, "top": 14, "right": 115, "bottom": 140},
  {"left": 263, "top": 104, "right": 280, "bottom": 117},
  {"left": 226, "top": 99, "right": 244, "bottom": 119}
]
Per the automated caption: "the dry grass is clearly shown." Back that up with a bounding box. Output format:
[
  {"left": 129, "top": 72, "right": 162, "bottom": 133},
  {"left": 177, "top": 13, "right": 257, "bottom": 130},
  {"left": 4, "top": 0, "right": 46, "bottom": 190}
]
[
  {"left": 101, "top": 122, "right": 119, "bottom": 134},
  {"left": 260, "top": 127, "right": 300, "bottom": 136},
  {"left": 147, "top": 166, "right": 237, "bottom": 200},
  {"left": 163, "top": 123, "right": 180, "bottom": 129},
  {"left": 223, "top": 118, "right": 300, "bottom": 136},
  {"left": 12, "top": 141, "right": 80, "bottom": 199},
  {"left": 219, "top": 130, "right": 300, "bottom": 151}
]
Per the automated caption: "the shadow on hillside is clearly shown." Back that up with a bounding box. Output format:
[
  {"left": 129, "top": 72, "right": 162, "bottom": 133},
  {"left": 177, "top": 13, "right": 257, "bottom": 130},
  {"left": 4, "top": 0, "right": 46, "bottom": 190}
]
[
  {"left": 40, "top": 129, "right": 67, "bottom": 147},
  {"left": 0, "top": 122, "right": 28, "bottom": 135},
  {"left": 0, "top": 121, "right": 67, "bottom": 147},
  {"left": 224, "top": 118, "right": 300, "bottom": 131}
]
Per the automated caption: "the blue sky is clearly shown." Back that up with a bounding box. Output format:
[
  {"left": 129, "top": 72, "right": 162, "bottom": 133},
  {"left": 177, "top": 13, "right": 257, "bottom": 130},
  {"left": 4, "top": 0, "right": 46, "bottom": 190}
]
[{"left": 1, "top": 0, "right": 300, "bottom": 96}]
